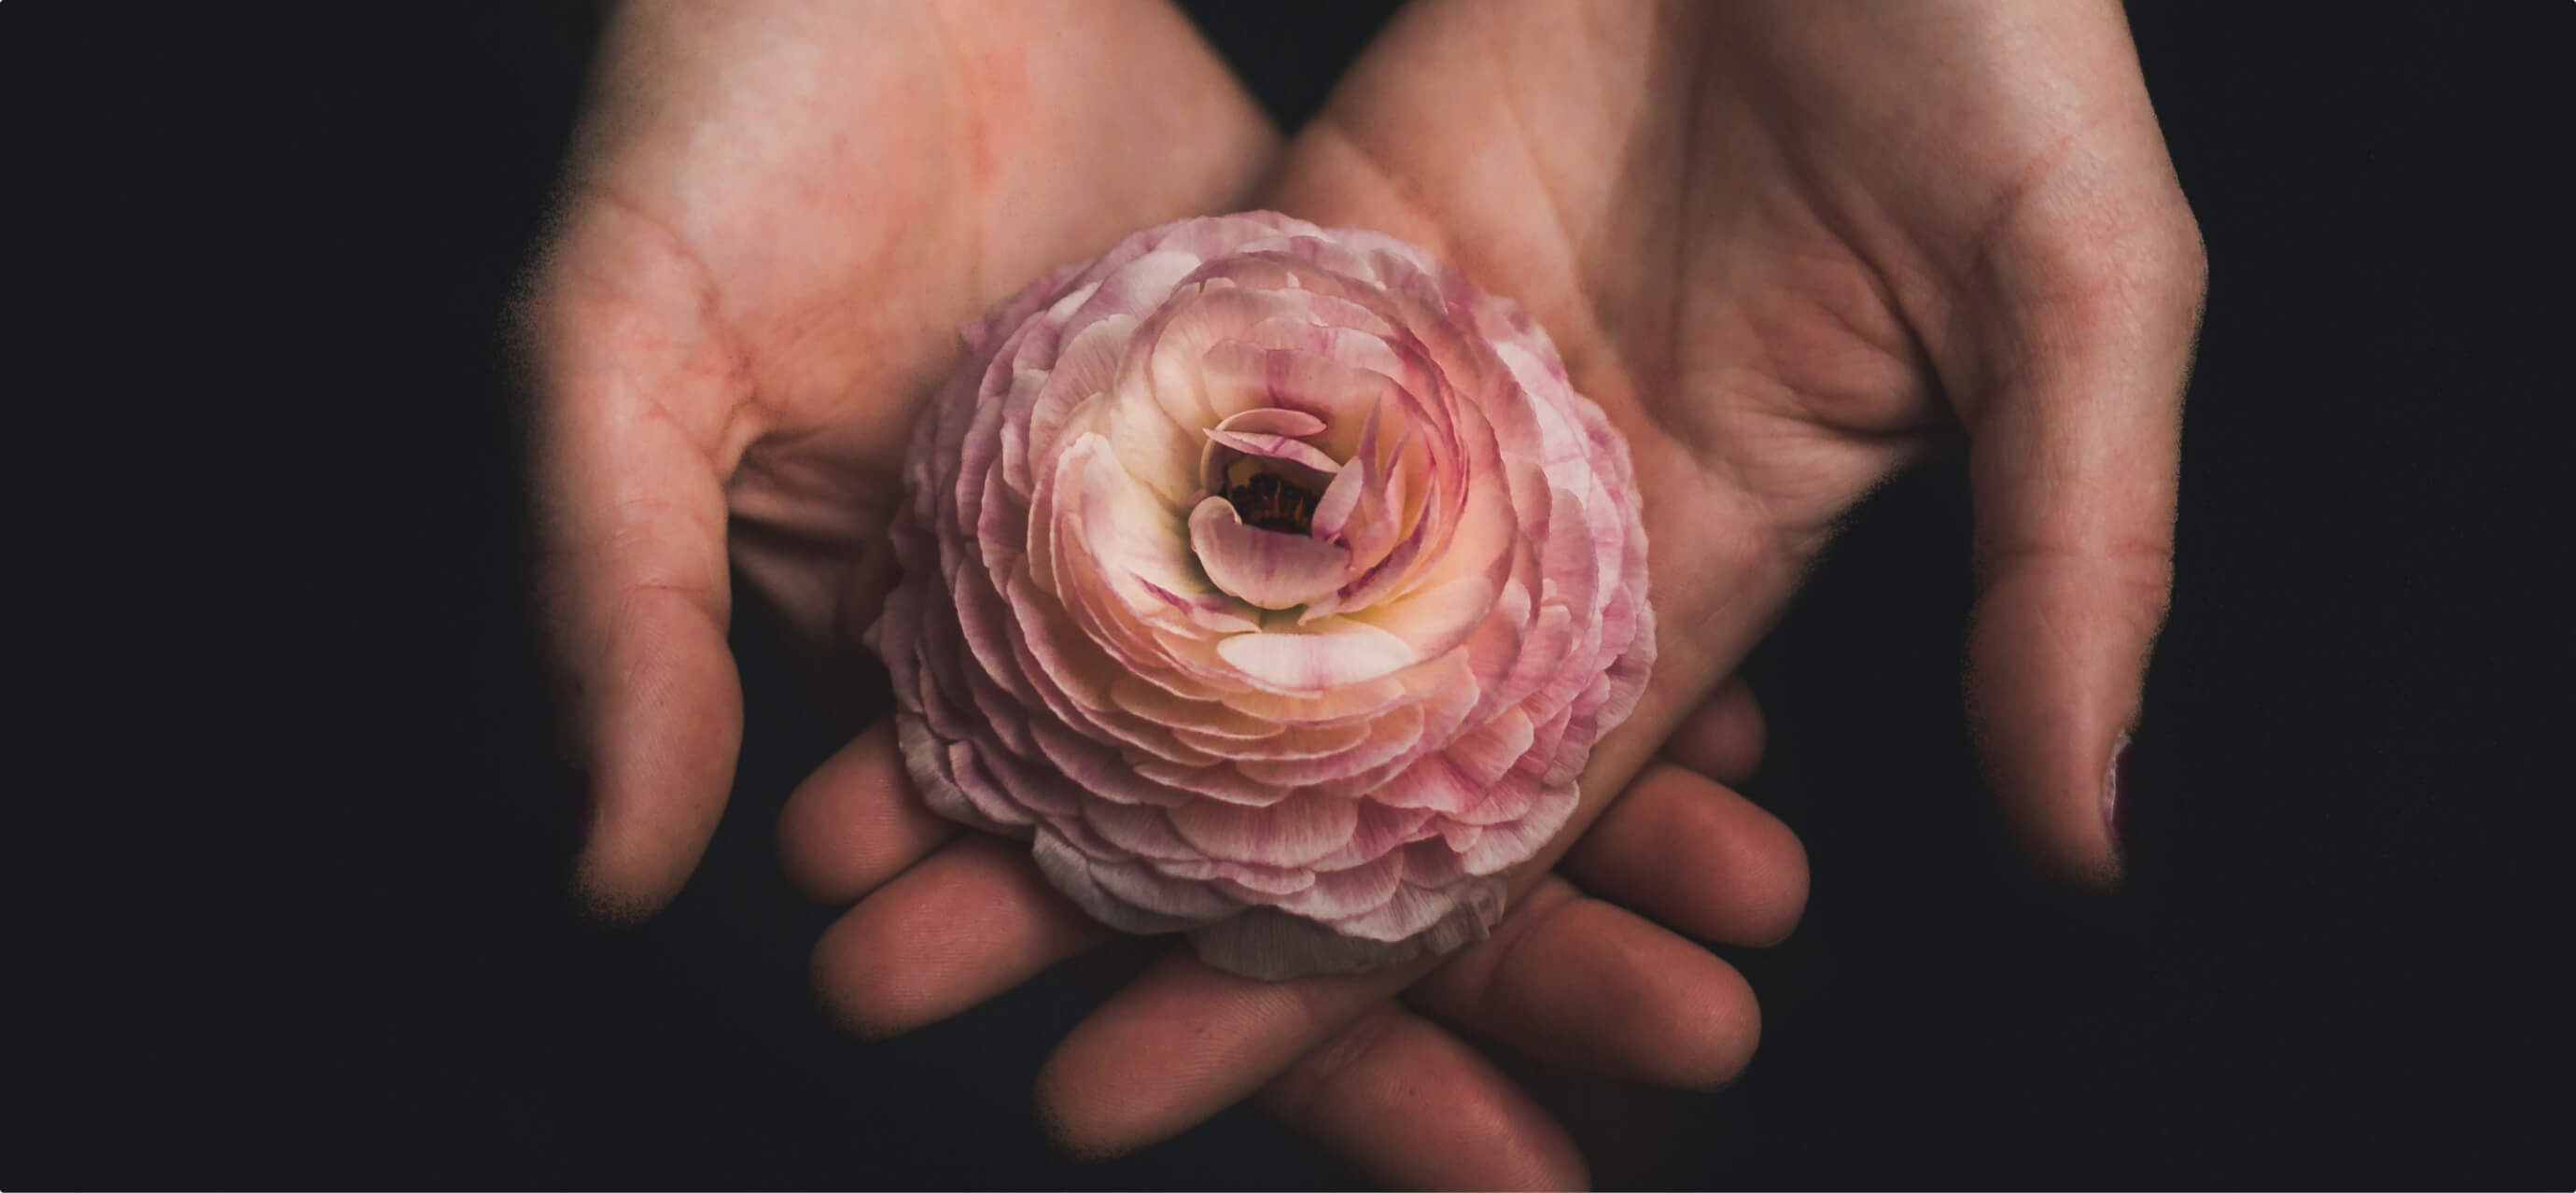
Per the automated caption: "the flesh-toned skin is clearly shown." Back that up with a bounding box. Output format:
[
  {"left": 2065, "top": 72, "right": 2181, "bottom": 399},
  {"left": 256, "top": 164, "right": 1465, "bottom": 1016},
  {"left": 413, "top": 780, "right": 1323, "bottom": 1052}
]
[{"left": 522, "top": 0, "right": 2200, "bottom": 1186}]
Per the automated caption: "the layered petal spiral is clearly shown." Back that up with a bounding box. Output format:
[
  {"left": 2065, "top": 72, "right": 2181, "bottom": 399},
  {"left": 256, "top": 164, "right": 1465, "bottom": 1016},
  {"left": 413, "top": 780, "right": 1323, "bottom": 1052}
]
[{"left": 869, "top": 213, "right": 1652, "bottom": 978}]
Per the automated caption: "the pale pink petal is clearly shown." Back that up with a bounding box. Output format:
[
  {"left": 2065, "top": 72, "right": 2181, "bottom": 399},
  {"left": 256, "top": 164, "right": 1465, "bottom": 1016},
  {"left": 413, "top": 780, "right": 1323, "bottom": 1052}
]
[
  {"left": 1072, "top": 438, "right": 1204, "bottom": 611},
  {"left": 1267, "top": 851, "right": 1406, "bottom": 919},
  {"left": 1318, "top": 879, "right": 1466, "bottom": 943},
  {"left": 1307, "top": 450, "right": 1369, "bottom": 544},
  {"left": 1214, "top": 617, "right": 1418, "bottom": 690},
  {"left": 1110, "top": 674, "right": 1278, "bottom": 740},
  {"left": 1450, "top": 766, "right": 1543, "bottom": 827},
  {"left": 1077, "top": 799, "right": 1195, "bottom": 861},
  {"left": 1202, "top": 428, "right": 1343, "bottom": 475},
  {"left": 1178, "top": 717, "right": 1368, "bottom": 763},
  {"left": 1458, "top": 780, "right": 1582, "bottom": 876},
  {"left": 1162, "top": 857, "right": 1318, "bottom": 896},
  {"left": 1030, "top": 831, "right": 1211, "bottom": 934},
  {"left": 1306, "top": 396, "right": 1382, "bottom": 541},
  {"left": 1216, "top": 672, "right": 1413, "bottom": 726},
  {"left": 1212, "top": 407, "right": 1328, "bottom": 439},
  {"left": 1233, "top": 705, "right": 1422, "bottom": 788},
  {"left": 1166, "top": 791, "right": 1359, "bottom": 868},
  {"left": 1131, "top": 757, "right": 1299, "bottom": 807},
  {"left": 1446, "top": 706, "right": 1535, "bottom": 788},
  {"left": 1188, "top": 497, "right": 1352, "bottom": 611},
  {"left": 1343, "top": 572, "right": 1499, "bottom": 665},
  {"left": 1127, "top": 574, "right": 1261, "bottom": 636},
  {"left": 1307, "top": 801, "right": 1440, "bottom": 872},
  {"left": 1372, "top": 753, "right": 1484, "bottom": 816},
  {"left": 1396, "top": 838, "right": 1469, "bottom": 888}
]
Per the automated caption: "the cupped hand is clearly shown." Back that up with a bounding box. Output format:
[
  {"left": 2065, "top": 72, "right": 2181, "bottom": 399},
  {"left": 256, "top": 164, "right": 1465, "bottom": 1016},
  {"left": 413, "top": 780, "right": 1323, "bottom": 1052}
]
[
  {"left": 1262, "top": 0, "right": 2206, "bottom": 886},
  {"left": 519, "top": 0, "right": 1276, "bottom": 919},
  {"left": 785, "top": 676, "right": 1797, "bottom": 1189}
]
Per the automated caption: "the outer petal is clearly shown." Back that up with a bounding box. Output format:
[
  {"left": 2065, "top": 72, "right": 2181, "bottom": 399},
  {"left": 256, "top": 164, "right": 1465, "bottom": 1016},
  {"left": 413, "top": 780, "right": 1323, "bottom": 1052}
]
[{"left": 1166, "top": 791, "right": 1360, "bottom": 869}]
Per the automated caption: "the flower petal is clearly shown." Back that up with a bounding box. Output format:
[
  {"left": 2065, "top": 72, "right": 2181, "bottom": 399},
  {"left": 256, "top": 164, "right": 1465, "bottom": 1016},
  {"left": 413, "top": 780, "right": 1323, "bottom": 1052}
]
[
  {"left": 1166, "top": 790, "right": 1358, "bottom": 868},
  {"left": 1213, "top": 617, "right": 1419, "bottom": 690},
  {"left": 1188, "top": 496, "right": 1352, "bottom": 611},
  {"left": 1203, "top": 427, "right": 1343, "bottom": 475},
  {"left": 1213, "top": 406, "right": 1328, "bottom": 439}
]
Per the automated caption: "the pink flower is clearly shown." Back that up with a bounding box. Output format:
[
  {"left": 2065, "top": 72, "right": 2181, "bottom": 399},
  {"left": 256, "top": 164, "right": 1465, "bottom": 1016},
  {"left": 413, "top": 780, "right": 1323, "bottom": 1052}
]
[{"left": 870, "top": 213, "right": 1652, "bottom": 978}]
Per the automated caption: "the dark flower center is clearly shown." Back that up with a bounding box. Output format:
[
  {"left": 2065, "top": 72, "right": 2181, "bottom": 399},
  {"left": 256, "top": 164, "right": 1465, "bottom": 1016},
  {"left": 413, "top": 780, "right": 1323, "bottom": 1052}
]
[{"left": 1226, "top": 470, "right": 1321, "bottom": 535}]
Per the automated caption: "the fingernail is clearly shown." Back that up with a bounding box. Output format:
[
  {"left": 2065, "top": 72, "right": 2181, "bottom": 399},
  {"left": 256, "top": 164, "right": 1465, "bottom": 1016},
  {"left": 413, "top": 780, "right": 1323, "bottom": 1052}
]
[{"left": 2103, "top": 730, "right": 2135, "bottom": 858}]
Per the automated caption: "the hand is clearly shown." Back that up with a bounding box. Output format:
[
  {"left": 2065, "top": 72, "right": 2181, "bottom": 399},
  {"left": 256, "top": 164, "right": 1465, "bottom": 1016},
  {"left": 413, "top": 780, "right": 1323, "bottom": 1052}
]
[
  {"left": 519, "top": 0, "right": 1276, "bottom": 919},
  {"left": 784, "top": 676, "right": 1799, "bottom": 1189},
  {"left": 1262, "top": 0, "right": 2205, "bottom": 885},
  {"left": 853, "top": 0, "right": 2198, "bottom": 1175}
]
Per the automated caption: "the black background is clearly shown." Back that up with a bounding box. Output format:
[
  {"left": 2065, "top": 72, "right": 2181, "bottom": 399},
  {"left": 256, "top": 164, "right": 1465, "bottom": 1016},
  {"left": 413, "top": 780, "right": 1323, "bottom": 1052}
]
[{"left": 7, "top": 3, "right": 2566, "bottom": 1188}]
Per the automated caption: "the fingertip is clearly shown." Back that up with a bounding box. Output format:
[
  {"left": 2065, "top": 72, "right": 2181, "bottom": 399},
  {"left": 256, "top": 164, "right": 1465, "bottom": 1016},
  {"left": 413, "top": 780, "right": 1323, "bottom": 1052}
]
[
  {"left": 809, "top": 919, "right": 905, "bottom": 1044},
  {"left": 562, "top": 612, "right": 744, "bottom": 922},
  {"left": 1727, "top": 822, "right": 1811, "bottom": 948},
  {"left": 1415, "top": 880, "right": 1765, "bottom": 1092},
  {"left": 777, "top": 720, "right": 953, "bottom": 905},
  {"left": 1964, "top": 570, "right": 2142, "bottom": 890},
  {"left": 814, "top": 906, "right": 927, "bottom": 1046},
  {"left": 810, "top": 837, "right": 1108, "bottom": 1042},
  {"left": 1562, "top": 765, "right": 1809, "bottom": 947},
  {"left": 1682, "top": 963, "right": 1764, "bottom": 1091},
  {"left": 1032, "top": 1047, "right": 1150, "bottom": 1163},
  {"left": 567, "top": 863, "right": 675, "bottom": 928}
]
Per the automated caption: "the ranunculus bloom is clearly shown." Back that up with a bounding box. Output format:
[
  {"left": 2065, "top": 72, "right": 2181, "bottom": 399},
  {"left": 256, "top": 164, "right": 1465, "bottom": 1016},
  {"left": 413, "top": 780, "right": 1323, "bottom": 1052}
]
[{"left": 871, "top": 213, "right": 1652, "bottom": 978}]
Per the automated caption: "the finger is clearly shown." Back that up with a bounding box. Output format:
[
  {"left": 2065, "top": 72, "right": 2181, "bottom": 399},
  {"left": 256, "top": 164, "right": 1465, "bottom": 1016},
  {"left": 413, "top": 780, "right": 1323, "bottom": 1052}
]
[
  {"left": 1957, "top": 199, "right": 2205, "bottom": 886},
  {"left": 520, "top": 205, "right": 765, "bottom": 923},
  {"left": 1560, "top": 763, "right": 1807, "bottom": 947},
  {"left": 777, "top": 720, "right": 959, "bottom": 905},
  {"left": 1034, "top": 948, "right": 1427, "bottom": 1159},
  {"left": 1408, "top": 877, "right": 1761, "bottom": 1090},
  {"left": 1256, "top": 1005, "right": 1586, "bottom": 1191},
  {"left": 1029, "top": 681, "right": 1783, "bottom": 1157},
  {"left": 810, "top": 834, "right": 1108, "bottom": 1040},
  {"left": 1659, "top": 677, "right": 1766, "bottom": 786}
]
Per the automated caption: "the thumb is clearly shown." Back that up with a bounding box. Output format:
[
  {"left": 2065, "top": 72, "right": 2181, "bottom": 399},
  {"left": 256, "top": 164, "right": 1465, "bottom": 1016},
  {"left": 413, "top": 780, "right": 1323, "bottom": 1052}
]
[
  {"left": 1957, "top": 212, "right": 2206, "bottom": 887},
  {"left": 518, "top": 202, "right": 757, "bottom": 922}
]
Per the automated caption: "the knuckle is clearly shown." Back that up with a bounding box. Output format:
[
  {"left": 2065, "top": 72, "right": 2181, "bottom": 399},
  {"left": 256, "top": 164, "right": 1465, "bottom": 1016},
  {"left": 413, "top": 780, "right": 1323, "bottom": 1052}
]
[{"left": 1988, "top": 179, "right": 2208, "bottom": 337}]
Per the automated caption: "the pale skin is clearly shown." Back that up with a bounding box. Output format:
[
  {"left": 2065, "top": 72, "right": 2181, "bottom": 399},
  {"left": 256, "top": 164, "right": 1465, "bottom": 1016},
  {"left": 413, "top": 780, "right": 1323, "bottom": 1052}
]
[{"left": 520, "top": 0, "right": 2203, "bottom": 1187}]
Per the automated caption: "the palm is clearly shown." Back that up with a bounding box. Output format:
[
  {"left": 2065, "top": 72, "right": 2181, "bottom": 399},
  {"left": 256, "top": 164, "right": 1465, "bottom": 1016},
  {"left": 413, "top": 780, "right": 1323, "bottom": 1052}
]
[
  {"left": 1270, "top": 0, "right": 2203, "bottom": 874},
  {"left": 524, "top": 0, "right": 1275, "bottom": 906},
  {"left": 532, "top": 0, "right": 1277, "bottom": 657}
]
